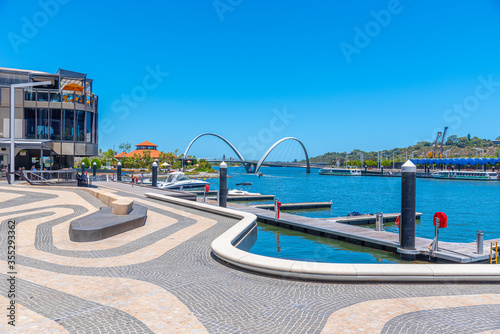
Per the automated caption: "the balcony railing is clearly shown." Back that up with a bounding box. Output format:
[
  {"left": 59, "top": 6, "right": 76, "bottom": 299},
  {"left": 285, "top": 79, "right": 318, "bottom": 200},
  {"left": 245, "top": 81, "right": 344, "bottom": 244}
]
[{"left": 24, "top": 89, "right": 95, "bottom": 105}]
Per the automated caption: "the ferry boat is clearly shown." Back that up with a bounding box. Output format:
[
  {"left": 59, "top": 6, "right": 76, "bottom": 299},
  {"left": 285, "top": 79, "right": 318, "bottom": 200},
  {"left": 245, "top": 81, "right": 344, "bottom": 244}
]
[
  {"left": 431, "top": 171, "right": 499, "bottom": 181},
  {"left": 319, "top": 168, "right": 362, "bottom": 176}
]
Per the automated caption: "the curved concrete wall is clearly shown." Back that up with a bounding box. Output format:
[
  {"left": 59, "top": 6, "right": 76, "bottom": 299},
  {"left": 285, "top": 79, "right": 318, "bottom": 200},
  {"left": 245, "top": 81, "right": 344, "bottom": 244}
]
[{"left": 145, "top": 193, "right": 500, "bottom": 282}]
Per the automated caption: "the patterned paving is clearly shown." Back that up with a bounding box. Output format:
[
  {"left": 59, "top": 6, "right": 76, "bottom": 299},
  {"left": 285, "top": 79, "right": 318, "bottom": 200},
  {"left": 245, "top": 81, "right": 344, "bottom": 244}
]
[{"left": 0, "top": 182, "right": 499, "bottom": 333}]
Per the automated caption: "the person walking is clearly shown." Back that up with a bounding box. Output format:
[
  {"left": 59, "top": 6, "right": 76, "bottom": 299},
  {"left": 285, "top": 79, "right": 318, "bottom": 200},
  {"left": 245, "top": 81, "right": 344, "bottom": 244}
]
[{"left": 131, "top": 174, "right": 134, "bottom": 187}]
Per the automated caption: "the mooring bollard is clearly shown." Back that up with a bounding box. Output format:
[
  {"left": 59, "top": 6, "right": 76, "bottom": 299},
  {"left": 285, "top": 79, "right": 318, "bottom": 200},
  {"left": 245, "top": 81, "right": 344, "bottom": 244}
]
[
  {"left": 81, "top": 162, "right": 85, "bottom": 175},
  {"left": 117, "top": 162, "right": 122, "bottom": 182},
  {"left": 375, "top": 212, "right": 383, "bottom": 231},
  {"left": 219, "top": 161, "right": 228, "bottom": 207},
  {"left": 92, "top": 162, "right": 97, "bottom": 177},
  {"left": 477, "top": 230, "right": 484, "bottom": 255},
  {"left": 398, "top": 160, "right": 418, "bottom": 261},
  {"left": 152, "top": 161, "right": 158, "bottom": 187}
]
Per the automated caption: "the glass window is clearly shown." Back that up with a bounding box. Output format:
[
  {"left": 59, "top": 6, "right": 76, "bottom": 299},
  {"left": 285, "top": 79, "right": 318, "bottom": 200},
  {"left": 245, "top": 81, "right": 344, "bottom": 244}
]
[
  {"left": 24, "top": 108, "right": 36, "bottom": 139},
  {"left": 50, "top": 109, "right": 61, "bottom": 140},
  {"left": 75, "top": 110, "right": 85, "bottom": 142},
  {"left": 24, "top": 90, "right": 36, "bottom": 101},
  {"left": 50, "top": 92, "right": 61, "bottom": 102},
  {"left": 63, "top": 109, "right": 74, "bottom": 141},
  {"left": 37, "top": 91, "right": 49, "bottom": 102},
  {"left": 37, "top": 108, "right": 48, "bottom": 139},
  {"left": 86, "top": 112, "right": 93, "bottom": 142}
]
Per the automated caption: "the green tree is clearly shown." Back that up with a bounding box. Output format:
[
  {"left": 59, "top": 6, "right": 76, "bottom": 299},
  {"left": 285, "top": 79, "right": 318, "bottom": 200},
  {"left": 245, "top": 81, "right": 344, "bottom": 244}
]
[
  {"left": 119, "top": 142, "right": 131, "bottom": 153},
  {"left": 467, "top": 133, "right": 471, "bottom": 141},
  {"left": 381, "top": 160, "right": 391, "bottom": 167},
  {"left": 81, "top": 157, "right": 91, "bottom": 167},
  {"left": 90, "top": 158, "right": 101, "bottom": 169},
  {"left": 103, "top": 149, "right": 116, "bottom": 160}
]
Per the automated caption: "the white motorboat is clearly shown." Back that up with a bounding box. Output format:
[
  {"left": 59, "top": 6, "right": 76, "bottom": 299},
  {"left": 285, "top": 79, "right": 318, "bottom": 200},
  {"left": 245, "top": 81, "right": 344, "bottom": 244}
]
[
  {"left": 158, "top": 172, "right": 209, "bottom": 190},
  {"left": 319, "top": 168, "right": 362, "bottom": 176},
  {"left": 228, "top": 182, "right": 261, "bottom": 196}
]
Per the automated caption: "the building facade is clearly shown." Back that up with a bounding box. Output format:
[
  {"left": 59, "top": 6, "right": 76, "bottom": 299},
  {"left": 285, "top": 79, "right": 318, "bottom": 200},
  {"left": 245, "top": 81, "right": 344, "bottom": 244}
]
[
  {"left": 0, "top": 67, "right": 98, "bottom": 170},
  {"left": 115, "top": 141, "right": 161, "bottom": 160}
]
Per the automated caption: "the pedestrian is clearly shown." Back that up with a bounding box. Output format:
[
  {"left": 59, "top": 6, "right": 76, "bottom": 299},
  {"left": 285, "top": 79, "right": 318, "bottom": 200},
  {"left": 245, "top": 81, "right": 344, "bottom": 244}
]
[{"left": 131, "top": 174, "right": 134, "bottom": 187}]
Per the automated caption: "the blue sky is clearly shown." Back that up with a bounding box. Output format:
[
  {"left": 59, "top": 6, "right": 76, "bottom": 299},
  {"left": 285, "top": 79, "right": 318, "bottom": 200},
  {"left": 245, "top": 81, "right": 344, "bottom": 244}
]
[{"left": 1, "top": 0, "right": 499, "bottom": 160}]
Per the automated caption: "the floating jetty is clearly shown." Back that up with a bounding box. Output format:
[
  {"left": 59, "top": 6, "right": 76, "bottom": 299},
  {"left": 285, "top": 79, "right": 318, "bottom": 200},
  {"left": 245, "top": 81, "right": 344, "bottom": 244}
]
[
  {"left": 324, "top": 212, "right": 423, "bottom": 225},
  {"left": 205, "top": 194, "right": 276, "bottom": 202},
  {"left": 229, "top": 203, "right": 496, "bottom": 263},
  {"left": 254, "top": 202, "right": 332, "bottom": 211}
]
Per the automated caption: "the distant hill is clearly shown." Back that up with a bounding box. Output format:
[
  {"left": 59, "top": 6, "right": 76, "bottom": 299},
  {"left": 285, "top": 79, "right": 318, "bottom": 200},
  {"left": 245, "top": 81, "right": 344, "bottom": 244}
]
[{"left": 309, "top": 134, "right": 500, "bottom": 166}]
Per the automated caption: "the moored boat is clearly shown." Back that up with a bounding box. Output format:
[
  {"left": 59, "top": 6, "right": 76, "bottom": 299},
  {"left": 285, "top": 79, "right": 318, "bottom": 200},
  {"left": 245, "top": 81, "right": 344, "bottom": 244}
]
[
  {"left": 319, "top": 168, "right": 362, "bottom": 176},
  {"left": 431, "top": 171, "right": 499, "bottom": 181}
]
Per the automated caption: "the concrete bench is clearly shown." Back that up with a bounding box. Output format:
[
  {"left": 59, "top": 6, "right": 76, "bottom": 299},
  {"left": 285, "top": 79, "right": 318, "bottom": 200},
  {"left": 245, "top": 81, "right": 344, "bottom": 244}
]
[{"left": 69, "top": 204, "right": 147, "bottom": 242}]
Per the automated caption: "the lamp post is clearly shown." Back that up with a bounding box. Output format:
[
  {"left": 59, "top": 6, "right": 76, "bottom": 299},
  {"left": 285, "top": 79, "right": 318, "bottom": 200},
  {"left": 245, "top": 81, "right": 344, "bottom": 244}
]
[
  {"left": 9, "top": 81, "right": 52, "bottom": 183},
  {"left": 411, "top": 151, "right": 417, "bottom": 159},
  {"left": 392, "top": 151, "right": 399, "bottom": 170},
  {"left": 359, "top": 152, "right": 364, "bottom": 167},
  {"left": 445, "top": 149, "right": 452, "bottom": 158}
]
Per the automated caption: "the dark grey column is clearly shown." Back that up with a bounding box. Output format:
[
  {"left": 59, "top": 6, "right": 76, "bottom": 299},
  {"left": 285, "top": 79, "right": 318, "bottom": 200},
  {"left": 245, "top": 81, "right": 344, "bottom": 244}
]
[
  {"left": 398, "top": 160, "right": 418, "bottom": 261},
  {"left": 81, "top": 162, "right": 85, "bottom": 175},
  {"left": 219, "top": 161, "right": 228, "bottom": 208},
  {"left": 380, "top": 166, "right": 384, "bottom": 176},
  {"left": 92, "top": 162, "right": 97, "bottom": 176},
  {"left": 117, "top": 162, "right": 122, "bottom": 182},
  {"left": 152, "top": 161, "right": 158, "bottom": 187}
]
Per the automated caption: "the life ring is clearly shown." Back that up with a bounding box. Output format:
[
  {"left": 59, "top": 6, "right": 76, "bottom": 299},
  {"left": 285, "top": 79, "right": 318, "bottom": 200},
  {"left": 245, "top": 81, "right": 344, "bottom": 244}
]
[{"left": 396, "top": 215, "right": 400, "bottom": 228}]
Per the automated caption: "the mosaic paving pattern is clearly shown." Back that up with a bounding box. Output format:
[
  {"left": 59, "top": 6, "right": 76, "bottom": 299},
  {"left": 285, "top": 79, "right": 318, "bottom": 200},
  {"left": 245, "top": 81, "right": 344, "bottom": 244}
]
[{"left": 0, "top": 182, "right": 499, "bottom": 333}]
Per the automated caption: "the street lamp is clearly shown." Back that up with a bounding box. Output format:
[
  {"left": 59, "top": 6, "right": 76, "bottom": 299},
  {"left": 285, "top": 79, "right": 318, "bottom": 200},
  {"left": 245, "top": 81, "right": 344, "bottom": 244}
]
[
  {"left": 359, "top": 152, "right": 364, "bottom": 167},
  {"left": 9, "top": 81, "right": 52, "bottom": 183},
  {"left": 445, "top": 149, "right": 452, "bottom": 158},
  {"left": 411, "top": 151, "right": 417, "bottom": 159},
  {"left": 474, "top": 148, "right": 484, "bottom": 158},
  {"left": 392, "top": 151, "right": 399, "bottom": 170}
]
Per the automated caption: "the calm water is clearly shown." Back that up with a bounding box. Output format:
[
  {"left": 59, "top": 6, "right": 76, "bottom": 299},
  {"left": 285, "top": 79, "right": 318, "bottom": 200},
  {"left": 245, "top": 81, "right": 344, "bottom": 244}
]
[{"left": 210, "top": 166, "right": 500, "bottom": 243}]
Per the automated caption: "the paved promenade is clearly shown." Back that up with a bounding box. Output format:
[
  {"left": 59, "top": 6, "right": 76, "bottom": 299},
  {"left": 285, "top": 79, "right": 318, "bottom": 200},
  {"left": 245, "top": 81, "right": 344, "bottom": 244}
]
[{"left": 0, "top": 181, "right": 499, "bottom": 333}]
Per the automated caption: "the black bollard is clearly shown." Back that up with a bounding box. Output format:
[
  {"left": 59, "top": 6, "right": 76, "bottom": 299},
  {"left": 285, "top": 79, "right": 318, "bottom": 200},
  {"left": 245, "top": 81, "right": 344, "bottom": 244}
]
[
  {"left": 493, "top": 166, "right": 495, "bottom": 172},
  {"left": 152, "top": 161, "right": 158, "bottom": 187},
  {"left": 398, "top": 160, "right": 418, "bottom": 261},
  {"left": 117, "top": 162, "right": 122, "bottom": 182},
  {"left": 364, "top": 165, "right": 367, "bottom": 172},
  {"left": 81, "top": 162, "right": 85, "bottom": 175},
  {"left": 219, "top": 161, "right": 228, "bottom": 207},
  {"left": 92, "top": 162, "right": 97, "bottom": 177}
]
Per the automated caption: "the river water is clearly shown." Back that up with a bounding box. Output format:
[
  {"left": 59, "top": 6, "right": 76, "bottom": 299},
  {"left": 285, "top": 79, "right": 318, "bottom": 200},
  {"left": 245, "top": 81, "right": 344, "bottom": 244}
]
[{"left": 207, "top": 166, "right": 500, "bottom": 263}]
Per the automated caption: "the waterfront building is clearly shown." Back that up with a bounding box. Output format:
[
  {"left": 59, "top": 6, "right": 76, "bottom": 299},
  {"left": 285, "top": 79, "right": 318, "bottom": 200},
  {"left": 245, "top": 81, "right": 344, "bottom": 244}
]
[
  {"left": 114, "top": 140, "right": 161, "bottom": 160},
  {"left": 0, "top": 67, "right": 98, "bottom": 170}
]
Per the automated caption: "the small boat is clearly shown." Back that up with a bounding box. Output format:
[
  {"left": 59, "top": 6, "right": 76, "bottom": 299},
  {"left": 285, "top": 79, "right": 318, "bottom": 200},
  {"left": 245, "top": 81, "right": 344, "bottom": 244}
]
[
  {"left": 319, "top": 168, "right": 362, "bottom": 176},
  {"left": 431, "top": 171, "right": 499, "bottom": 181},
  {"left": 228, "top": 182, "right": 261, "bottom": 196},
  {"left": 158, "top": 172, "right": 209, "bottom": 190}
]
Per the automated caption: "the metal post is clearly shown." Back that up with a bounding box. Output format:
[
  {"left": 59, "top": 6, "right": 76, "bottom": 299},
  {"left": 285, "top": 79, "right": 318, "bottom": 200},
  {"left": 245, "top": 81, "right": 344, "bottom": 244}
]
[
  {"left": 152, "top": 161, "right": 158, "bottom": 187},
  {"left": 117, "top": 162, "right": 122, "bottom": 182},
  {"left": 81, "top": 162, "right": 85, "bottom": 175},
  {"left": 92, "top": 162, "right": 97, "bottom": 176},
  {"left": 40, "top": 142, "right": 44, "bottom": 171},
  {"left": 431, "top": 217, "right": 440, "bottom": 253},
  {"left": 381, "top": 166, "right": 384, "bottom": 176},
  {"left": 477, "top": 230, "right": 484, "bottom": 255},
  {"left": 398, "top": 160, "right": 418, "bottom": 260},
  {"left": 375, "top": 212, "right": 383, "bottom": 231},
  {"left": 219, "top": 161, "right": 228, "bottom": 207}
]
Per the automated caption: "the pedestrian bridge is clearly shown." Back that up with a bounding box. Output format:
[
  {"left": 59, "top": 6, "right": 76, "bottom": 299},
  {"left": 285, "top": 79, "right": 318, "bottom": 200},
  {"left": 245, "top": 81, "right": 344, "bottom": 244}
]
[{"left": 182, "top": 133, "right": 314, "bottom": 174}]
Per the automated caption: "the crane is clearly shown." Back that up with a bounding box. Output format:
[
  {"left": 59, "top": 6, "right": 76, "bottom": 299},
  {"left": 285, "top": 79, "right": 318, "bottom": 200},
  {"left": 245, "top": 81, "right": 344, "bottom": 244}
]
[
  {"left": 428, "top": 131, "right": 442, "bottom": 158},
  {"left": 438, "top": 126, "right": 449, "bottom": 158}
]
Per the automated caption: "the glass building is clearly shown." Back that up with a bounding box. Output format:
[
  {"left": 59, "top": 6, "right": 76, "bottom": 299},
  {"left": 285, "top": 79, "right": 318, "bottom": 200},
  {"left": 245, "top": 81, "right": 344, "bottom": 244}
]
[{"left": 0, "top": 67, "right": 98, "bottom": 170}]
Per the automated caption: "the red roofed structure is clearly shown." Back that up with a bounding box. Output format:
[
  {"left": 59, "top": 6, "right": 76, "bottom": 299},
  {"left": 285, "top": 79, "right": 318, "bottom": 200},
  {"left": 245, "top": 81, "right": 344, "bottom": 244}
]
[{"left": 114, "top": 141, "right": 161, "bottom": 160}]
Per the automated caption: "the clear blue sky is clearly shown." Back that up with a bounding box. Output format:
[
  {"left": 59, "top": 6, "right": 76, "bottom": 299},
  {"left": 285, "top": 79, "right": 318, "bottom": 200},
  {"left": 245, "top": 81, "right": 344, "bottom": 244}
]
[{"left": 1, "top": 0, "right": 499, "bottom": 160}]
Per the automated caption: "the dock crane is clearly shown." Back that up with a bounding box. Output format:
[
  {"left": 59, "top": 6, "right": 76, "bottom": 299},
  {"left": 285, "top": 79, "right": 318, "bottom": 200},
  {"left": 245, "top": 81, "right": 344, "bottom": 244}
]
[
  {"left": 438, "top": 126, "right": 448, "bottom": 158},
  {"left": 428, "top": 131, "right": 443, "bottom": 158}
]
